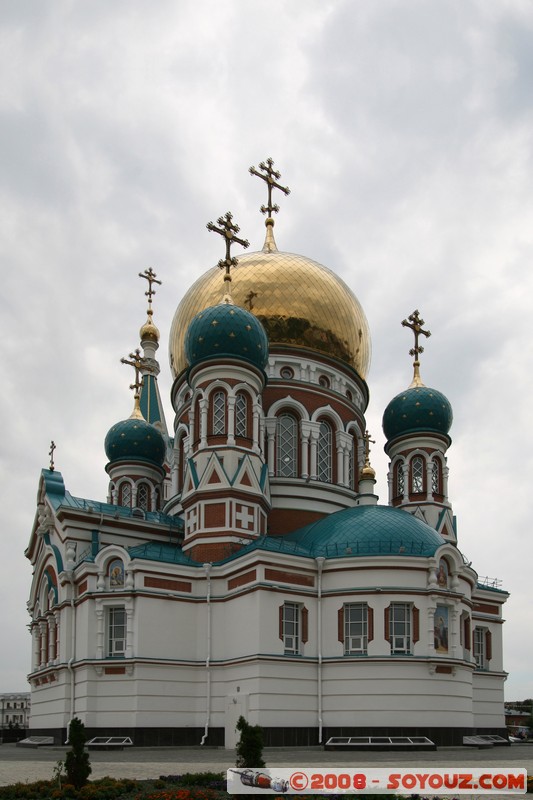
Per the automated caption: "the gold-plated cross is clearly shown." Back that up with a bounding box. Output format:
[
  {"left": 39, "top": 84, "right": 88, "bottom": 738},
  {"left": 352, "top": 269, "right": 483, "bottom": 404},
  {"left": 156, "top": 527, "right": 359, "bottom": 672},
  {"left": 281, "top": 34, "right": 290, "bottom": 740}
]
[
  {"left": 139, "top": 268, "right": 161, "bottom": 317},
  {"left": 402, "top": 309, "right": 431, "bottom": 361},
  {"left": 249, "top": 158, "right": 290, "bottom": 217},
  {"left": 363, "top": 429, "right": 375, "bottom": 467},
  {"left": 120, "top": 348, "right": 144, "bottom": 396},
  {"left": 49, "top": 440, "right": 56, "bottom": 472},
  {"left": 206, "top": 212, "right": 249, "bottom": 287}
]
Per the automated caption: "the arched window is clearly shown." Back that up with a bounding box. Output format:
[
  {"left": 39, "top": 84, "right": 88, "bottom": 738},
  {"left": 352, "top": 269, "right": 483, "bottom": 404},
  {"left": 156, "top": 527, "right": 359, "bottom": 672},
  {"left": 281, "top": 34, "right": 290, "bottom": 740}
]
[
  {"left": 411, "top": 456, "right": 424, "bottom": 494},
  {"left": 432, "top": 458, "right": 441, "bottom": 494},
  {"left": 348, "top": 435, "right": 356, "bottom": 489},
  {"left": 137, "top": 482, "right": 150, "bottom": 511},
  {"left": 317, "top": 420, "right": 333, "bottom": 483},
  {"left": 119, "top": 482, "right": 132, "bottom": 508},
  {"left": 235, "top": 393, "right": 248, "bottom": 438},
  {"left": 177, "top": 434, "right": 185, "bottom": 493},
  {"left": 213, "top": 391, "right": 226, "bottom": 435},
  {"left": 395, "top": 461, "right": 405, "bottom": 497},
  {"left": 277, "top": 413, "right": 298, "bottom": 477}
]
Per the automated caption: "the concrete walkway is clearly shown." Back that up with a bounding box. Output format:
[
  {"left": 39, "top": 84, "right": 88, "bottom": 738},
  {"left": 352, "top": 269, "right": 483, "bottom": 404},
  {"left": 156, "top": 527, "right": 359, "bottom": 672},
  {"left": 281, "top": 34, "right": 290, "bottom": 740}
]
[{"left": 0, "top": 742, "right": 531, "bottom": 792}]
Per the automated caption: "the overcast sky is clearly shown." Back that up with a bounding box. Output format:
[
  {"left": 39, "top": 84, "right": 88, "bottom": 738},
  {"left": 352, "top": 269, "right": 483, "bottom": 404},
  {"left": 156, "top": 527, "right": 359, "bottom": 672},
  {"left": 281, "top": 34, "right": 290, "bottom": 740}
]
[{"left": 2, "top": 0, "right": 532, "bottom": 704}]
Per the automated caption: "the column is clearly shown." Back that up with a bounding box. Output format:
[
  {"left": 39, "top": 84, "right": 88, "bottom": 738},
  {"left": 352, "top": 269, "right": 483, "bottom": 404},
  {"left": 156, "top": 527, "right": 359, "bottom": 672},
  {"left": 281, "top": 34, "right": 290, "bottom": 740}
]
[
  {"left": 227, "top": 396, "right": 236, "bottom": 446},
  {"left": 300, "top": 421, "right": 312, "bottom": 480},
  {"left": 96, "top": 607, "right": 104, "bottom": 659},
  {"left": 308, "top": 422, "right": 321, "bottom": 480},
  {"left": 199, "top": 398, "right": 208, "bottom": 448},
  {"left": 425, "top": 459, "right": 433, "bottom": 501},
  {"left": 265, "top": 418, "right": 277, "bottom": 476}
]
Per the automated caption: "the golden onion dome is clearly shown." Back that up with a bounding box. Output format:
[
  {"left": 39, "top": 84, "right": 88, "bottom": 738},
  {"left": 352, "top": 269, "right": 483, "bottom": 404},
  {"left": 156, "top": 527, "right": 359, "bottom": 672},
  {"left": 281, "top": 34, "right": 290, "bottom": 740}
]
[{"left": 169, "top": 223, "right": 371, "bottom": 379}]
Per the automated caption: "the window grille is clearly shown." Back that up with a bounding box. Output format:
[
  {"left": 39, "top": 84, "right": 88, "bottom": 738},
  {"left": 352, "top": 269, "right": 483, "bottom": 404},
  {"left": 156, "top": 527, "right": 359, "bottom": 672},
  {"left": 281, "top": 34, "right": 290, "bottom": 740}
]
[
  {"left": 432, "top": 459, "right": 440, "bottom": 493},
  {"left": 389, "top": 603, "right": 411, "bottom": 654},
  {"left": 277, "top": 414, "right": 297, "bottom": 477},
  {"left": 236, "top": 393, "right": 248, "bottom": 437},
  {"left": 344, "top": 603, "right": 368, "bottom": 654},
  {"left": 317, "top": 421, "right": 332, "bottom": 483},
  {"left": 282, "top": 602, "right": 300, "bottom": 654},
  {"left": 137, "top": 483, "right": 149, "bottom": 511},
  {"left": 108, "top": 608, "right": 126, "bottom": 658},
  {"left": 213, "top": 391, "right": 225, "bottom": 435},
  {"left": 411, "top": 457, "right": 424, "bottom": 493},
  {"left": 396, "top": 461, "right": 405, "bottom": 496},
  {"left": 120, "top": 483, "right": 131, "bottom": 508}
]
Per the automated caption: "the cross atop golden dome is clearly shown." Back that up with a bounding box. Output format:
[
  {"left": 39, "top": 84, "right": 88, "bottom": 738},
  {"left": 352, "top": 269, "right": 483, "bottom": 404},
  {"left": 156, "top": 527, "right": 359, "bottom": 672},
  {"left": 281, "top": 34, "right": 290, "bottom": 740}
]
[{"left": 139, "top": 268, "right": 161, "bottom": 343}]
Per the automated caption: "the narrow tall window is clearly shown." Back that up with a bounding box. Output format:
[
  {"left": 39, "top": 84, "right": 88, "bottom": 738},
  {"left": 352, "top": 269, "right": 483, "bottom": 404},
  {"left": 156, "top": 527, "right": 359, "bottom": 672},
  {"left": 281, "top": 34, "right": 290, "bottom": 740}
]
[
  {"left": 277, "top": 414, "right": 298, "bottom": 477},
  {"left": 281, "top": 602, "right": 300, "bottom": 654},
  {"left": 344, "top": 603, "right": 368, "bottom": 654},
  {"left": 389, "top": 603, "right": 411, "bottom": 654},
  {"left": 235, "top": 393, "right": 248, "bottom": 438},
  {"left": 411, "top": 457, "right": 424, "bottom": 493},
  {"left": 108, "top": 607, "right": 126, "bottom": 658},
  {"left": 213, "top": 391, "right": 226, "bottom": 435},
  {"left": 432, "top": 458, "right": 440, "bottom": 493},
  {"left": 317, "top": 421, "right": 333, "bottom": 483},
  {"left": 137, "top": 482, "right": 150, "bottom": 511},
  {"left": 119, "top": 483, "right": 132, "bottom": 508},
  {"left": 395, "top": 461, "right": 404, "bottom": 497},
  {"left": 473, "top": 627, "right": 485, "bottom": 669},
  {"left": 348, "top": 436, "right": 356, "bottom": 489}
]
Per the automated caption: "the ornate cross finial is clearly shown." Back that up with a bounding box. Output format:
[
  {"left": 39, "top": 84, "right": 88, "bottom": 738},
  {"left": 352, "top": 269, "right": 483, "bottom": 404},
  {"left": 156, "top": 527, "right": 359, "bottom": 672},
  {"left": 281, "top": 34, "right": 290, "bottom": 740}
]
[
  {"left": 402, "top": 309, "right": 431, "bottom": 387},
  {"left": 48, "top": 440, "right": 56, "bottom": 472},
  {"left": 120, "top": 348, "right": 144, "bottom": 397},
  {"left": 402, "top": 309, "right": 431, "bottom": 361},
  {"left": 249, "top": 158, "right": 290, "bottom": 217},
  {"left": 206, "top": 211, "right": 249, "bottom": 289},
  {"left": 139, "top": 268, "right": 161, "bottom": 319},
  {"left": 363, "top": 430, "right": 375, "bottom": 468}
]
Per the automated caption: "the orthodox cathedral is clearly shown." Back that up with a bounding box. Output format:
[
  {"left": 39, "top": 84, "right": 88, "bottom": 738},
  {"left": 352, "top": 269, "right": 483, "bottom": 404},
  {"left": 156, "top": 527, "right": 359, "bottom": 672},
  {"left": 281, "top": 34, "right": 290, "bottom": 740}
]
[{"left": 26, "top": 160, "right": 508, "bottom": 747}]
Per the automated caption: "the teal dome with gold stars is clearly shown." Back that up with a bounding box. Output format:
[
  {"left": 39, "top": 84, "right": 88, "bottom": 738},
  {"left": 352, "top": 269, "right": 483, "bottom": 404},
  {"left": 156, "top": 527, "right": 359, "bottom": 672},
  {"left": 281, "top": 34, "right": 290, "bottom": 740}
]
[
  {"left": 382, "top": 384, "right": 453, "bottom": 443},
  {"left": 104, "top": 417, "right": 166, "bottom": 467},
  {"left": 185, "top": 302, "right": 269, "bottom": 371}
]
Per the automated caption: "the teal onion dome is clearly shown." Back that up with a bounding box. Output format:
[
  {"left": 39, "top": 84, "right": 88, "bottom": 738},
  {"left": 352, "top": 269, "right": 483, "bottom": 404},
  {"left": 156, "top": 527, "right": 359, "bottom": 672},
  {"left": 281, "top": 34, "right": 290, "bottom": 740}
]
[
  {"left": 382, "top": 385, "right": 453, "bottom": 442},
  {"left": 105, "top": 417, "right": 166, "bottom": 467},
  {"left": 185, "top": 302, "right": 269, "bottom": 371},
  {"left": 285, "top": 504, "right": 445, "bottom": 558}
]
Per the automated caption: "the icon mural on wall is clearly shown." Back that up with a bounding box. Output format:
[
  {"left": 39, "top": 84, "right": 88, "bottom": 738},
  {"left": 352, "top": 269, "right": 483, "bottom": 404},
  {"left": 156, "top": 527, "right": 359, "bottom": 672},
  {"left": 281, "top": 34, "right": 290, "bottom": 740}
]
[
  {"left": 109, "top": 558, "right": 125, "bottom": 587},
  {"left": 437, "top": 558, "right": 449, "bottom": 588},
  {"left": 434, "top": 605, "right": 449, "bottom": 653}
]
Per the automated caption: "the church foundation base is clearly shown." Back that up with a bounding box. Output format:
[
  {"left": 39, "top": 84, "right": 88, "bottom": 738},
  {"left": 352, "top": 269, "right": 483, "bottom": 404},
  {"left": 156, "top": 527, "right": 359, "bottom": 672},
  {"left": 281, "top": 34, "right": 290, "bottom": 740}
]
[{"left": 29, "top": 725, "right": 509, "bottom": 748}]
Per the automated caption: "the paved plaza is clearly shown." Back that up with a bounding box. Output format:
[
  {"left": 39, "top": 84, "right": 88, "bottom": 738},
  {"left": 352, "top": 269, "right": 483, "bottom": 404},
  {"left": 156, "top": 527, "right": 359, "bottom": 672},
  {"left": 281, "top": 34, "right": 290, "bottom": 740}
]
[{"left": 0, "top": 741, "right": 531, "bottom": 791}]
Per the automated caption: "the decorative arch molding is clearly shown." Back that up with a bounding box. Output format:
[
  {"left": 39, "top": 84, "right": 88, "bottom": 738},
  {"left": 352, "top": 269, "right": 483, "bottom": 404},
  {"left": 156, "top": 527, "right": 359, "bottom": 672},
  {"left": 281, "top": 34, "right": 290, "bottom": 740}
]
[
  {"left": 266, "top": 396, "right": 310, "bottom": 421},
  {"left": 31, "top": 559, "right": 59, "bottom": 617},
  {"left": 204, "top": 379, "right": 233, "bottom": 401},
  {"left": 94, "top": 545, "right": 131, "bottom": 573},
  {"left": 311, "top": 404, "right": 344, "bottom": 431}
]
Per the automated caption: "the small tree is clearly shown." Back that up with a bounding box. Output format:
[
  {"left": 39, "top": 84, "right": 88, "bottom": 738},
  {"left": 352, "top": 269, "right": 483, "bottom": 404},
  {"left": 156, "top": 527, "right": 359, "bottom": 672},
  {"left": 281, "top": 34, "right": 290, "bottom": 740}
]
[
  {"left": 235, "top": 715, "right": 265, "bottom": 768},
  {"left": 65, "top": 717, "right": 92, "bottom": 789}
]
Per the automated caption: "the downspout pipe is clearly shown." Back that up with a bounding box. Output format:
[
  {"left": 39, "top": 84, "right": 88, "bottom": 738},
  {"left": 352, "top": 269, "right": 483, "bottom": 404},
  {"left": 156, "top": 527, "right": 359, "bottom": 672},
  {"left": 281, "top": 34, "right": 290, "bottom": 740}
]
[
  {"left": 66, "top": 572, "right": 76, "bottom": 742},
  {"left": 316, "top": 557, "right": 325, "bottom": 745},
  {"left": 200, "top": 563, "right": 212, "bottom": 746}
]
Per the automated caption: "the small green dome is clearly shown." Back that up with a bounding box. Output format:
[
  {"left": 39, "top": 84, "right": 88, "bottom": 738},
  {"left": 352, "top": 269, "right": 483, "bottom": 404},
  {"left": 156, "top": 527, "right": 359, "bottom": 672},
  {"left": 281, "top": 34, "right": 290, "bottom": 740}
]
[
  {"left": 185, "top": 302, "right": 268, "bottom": 371},
  {"left": 285, "top": 504, "right": 445, "bottom": 558},
  {"left": 105, "top": 417, "right": 166, "bottom": 467},
  {"left": 382, "top": 385, "right": 452, "bottom": 442}
]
